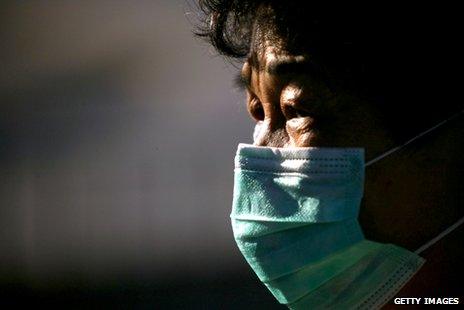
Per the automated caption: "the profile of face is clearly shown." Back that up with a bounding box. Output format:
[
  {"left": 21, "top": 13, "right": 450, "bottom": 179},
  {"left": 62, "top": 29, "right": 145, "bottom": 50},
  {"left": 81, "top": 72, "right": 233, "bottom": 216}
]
[
  {"left": 197, "top": 2, "right": 463, "bottom": 250},
  {"left": 244, "top": 48, "right": 394, "bottom": 171},
  {"left": 239, "top": 38, "right": 393, "bottom": 161},
  {"left": 198, "top": 1, "right": 463, "bottom": 299},
  {"left": 234, "top": 4, "right": 458, "bottom": 162}
]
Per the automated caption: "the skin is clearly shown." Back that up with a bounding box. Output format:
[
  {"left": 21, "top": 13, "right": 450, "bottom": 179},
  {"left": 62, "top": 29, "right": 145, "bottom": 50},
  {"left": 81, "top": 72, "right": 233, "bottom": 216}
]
[
  {"left": 238, "top": 5, "right": 464, "bottom": 299},
  {"left": 241, "top": 43, "right": 394, "bottom": 159}
]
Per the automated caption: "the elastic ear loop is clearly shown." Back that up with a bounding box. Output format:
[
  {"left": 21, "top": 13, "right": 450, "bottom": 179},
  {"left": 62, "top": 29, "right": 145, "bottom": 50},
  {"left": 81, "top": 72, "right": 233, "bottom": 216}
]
[
  {"left": 363, "top": 109, "right": 464, "bottom": 254},
  {"left": 365, "top": 109, "right": 463, "bottom": 167},
  {"left": 415, "top": 216, "right": 464, "bottom": 254}
]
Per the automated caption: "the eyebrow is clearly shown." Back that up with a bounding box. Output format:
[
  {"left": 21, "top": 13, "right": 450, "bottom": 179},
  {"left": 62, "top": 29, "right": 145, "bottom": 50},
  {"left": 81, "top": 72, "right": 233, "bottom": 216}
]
[
  {"left": 233, "top": 71, "right": 251, "bottom": 90},
  {"left": 234, "top": 57, "right": 327, "bottom": 90},
  {"left": 267, "top": 58, "right": 323, "bottom": 77}
]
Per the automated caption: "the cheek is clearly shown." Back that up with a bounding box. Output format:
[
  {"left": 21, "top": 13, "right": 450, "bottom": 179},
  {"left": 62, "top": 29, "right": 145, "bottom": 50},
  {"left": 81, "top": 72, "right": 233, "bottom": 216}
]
[{"left": 285, "top": 117, "right": 316, "bottom": 146}]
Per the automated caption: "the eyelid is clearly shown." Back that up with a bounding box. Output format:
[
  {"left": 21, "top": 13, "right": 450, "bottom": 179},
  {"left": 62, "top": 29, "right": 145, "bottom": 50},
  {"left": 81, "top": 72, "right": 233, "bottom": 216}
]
[
  {"left": 281, "top": 95, "right": 316, "bottom": 119},
  {"left": 233, "top": 73, "right": 247, "bottom": 90}
]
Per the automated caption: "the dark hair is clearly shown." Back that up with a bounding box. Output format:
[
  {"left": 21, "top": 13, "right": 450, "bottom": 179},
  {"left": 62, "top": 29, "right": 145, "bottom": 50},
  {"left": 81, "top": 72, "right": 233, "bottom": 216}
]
[
  {"left": 195, "top": 1, "right": 377, "bottom": 59},
  {"left": 194, "top": 1, "right": 393, "bottom": 94},
  {"left": 195, "top": 0, "right": 256, "bottom": 58}
]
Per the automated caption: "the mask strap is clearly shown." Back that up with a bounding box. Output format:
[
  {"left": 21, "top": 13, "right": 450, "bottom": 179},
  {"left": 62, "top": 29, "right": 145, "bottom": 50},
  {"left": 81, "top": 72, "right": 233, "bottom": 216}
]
[
  {"left": 363, "top": 110, "right": 464, "bottom": 254},
  {"left": 415, "top": 216, "right": 464, "bottom": 254},
  {"left": 365, "top": 109, "right": 464, "bottom": 167}
]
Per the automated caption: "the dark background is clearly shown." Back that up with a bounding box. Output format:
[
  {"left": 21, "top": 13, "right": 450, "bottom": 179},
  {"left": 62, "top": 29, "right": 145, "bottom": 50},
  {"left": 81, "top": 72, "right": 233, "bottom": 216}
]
[{"left": 0, "top": 1, "right": 282, "bottom": 308}]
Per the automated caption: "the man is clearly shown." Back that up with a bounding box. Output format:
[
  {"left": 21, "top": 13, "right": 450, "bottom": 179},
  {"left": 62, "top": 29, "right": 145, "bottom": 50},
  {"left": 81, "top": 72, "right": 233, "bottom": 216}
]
[{"left": 196, "top": 1, "right": 463, "bottom": 308}]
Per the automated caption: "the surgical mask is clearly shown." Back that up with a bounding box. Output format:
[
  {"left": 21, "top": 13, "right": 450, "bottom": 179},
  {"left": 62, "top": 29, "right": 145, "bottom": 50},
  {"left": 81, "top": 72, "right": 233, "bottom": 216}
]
[{"left": 231, "top": 110, "right": 463, "bottom": 309}]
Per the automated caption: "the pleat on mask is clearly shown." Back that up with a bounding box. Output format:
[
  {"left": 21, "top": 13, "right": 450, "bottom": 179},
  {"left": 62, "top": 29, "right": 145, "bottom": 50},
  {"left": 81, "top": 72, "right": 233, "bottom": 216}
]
[{"left": 231, "top": 144, "right": 424, "bottom": 308}]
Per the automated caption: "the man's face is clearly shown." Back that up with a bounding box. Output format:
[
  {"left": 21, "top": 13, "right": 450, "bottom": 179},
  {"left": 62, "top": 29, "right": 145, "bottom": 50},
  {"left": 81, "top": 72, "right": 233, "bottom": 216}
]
[{"left": 239, "top": 15, "right": 396, "bottom": 161}]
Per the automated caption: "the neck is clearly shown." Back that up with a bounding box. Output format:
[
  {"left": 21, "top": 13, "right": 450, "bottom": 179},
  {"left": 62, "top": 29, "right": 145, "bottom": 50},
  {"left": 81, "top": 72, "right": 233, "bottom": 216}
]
[{"left": 360, "top": 114, "right": 464, "bottom": 251}]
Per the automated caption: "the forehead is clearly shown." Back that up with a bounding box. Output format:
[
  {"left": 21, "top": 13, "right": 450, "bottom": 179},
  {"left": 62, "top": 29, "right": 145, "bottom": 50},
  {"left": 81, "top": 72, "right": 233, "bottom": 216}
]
[
  {"left": 247, "top": 14, "right": 317, "bottom": 70},
  {"left": 246, "top": 9, "right": 386, "bottom": 85},
  {"left": 246, "top": 47, "right": 312, "bottom": 77},
  {"left": 248, "top": 15, "right": 355, "bottom": 78},
  {"left": 244, "top": 28, "right": 343, "bottom": 84}
]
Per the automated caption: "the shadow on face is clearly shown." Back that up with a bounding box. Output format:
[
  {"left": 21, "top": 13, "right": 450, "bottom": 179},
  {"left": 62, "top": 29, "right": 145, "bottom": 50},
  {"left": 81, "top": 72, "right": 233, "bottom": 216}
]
[{"left": 235, "top": 3, "right": 461, "bottom": 157}]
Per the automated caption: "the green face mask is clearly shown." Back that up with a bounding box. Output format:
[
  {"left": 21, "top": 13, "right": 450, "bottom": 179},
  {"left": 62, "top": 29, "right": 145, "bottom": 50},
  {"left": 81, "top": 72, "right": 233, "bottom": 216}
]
[{"left": 231, "top": 144, "right": 425, "bottom": 309}]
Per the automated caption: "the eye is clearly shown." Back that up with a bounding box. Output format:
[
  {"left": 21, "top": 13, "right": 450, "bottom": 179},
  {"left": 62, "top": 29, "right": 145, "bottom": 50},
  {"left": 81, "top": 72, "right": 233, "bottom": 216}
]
[
  {"left": 248, "top": 96, "right": 265, "bottom": 121},
  {"left": 282, "top": 104, "right": 312, "bottom": 120}
]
